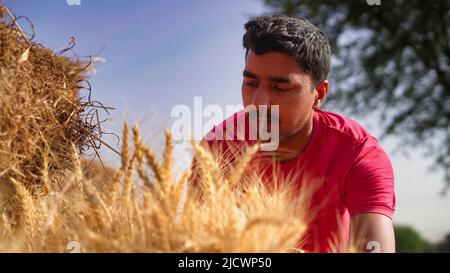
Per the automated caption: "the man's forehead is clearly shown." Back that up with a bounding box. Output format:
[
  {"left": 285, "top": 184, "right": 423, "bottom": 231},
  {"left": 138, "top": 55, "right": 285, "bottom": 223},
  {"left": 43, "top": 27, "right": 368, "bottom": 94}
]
[
  {"left": 243, "top": 67, "right": 309, "bottom": 86},
  {"left": 244, "top": 50, "right": 310, "bottom": 82}
]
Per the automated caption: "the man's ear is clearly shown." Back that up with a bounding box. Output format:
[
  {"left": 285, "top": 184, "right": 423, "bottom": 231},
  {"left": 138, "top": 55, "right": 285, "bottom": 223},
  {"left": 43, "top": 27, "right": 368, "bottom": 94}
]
[{"left": 313, "top": 80, "right": 329, "bottom": 108}]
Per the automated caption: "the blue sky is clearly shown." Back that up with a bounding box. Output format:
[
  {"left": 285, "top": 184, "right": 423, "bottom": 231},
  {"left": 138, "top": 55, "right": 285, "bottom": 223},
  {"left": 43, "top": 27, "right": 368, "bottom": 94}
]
[{"left": 4, "top": 0, "right": 450, "bottom": 243}]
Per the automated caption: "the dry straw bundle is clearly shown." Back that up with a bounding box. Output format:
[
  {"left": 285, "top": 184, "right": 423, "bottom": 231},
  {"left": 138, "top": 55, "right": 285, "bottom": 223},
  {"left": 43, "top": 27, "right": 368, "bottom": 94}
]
[
  {"left": 0, "top": 5, "right": 109, "bottom": 237},
  {"left": 0, "top": 6, "right": 104, "bottom": 195}
]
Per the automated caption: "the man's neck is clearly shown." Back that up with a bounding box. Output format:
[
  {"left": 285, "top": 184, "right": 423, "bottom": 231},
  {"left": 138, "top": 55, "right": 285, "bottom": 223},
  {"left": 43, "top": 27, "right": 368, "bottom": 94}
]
[{"left": 261, "top": 112, "right": 314, "bottom": 163}]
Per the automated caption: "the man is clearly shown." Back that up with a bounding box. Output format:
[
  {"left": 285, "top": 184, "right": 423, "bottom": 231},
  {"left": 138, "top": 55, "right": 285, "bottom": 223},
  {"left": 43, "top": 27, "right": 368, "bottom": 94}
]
[{"left": 191, "top": 14, "right": 396, "bottom": 253}]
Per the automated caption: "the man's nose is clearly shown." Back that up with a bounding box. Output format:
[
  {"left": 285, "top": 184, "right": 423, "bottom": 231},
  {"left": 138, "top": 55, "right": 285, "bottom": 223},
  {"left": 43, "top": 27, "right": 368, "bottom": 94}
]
[{"left": 251, "top": 87, "right": 271, "bottom": 107}]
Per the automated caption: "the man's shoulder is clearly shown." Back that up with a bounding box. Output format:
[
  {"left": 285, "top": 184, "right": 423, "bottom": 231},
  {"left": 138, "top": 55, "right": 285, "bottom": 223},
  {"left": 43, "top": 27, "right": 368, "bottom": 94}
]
[{"left": 315, "top": 110, "right": 392, "bottom": 174}]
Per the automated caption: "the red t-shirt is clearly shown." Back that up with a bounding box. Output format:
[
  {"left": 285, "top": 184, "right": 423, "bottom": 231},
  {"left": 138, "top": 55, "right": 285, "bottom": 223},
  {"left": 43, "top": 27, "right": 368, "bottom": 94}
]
[{"left": 196, "top": 108, "right": 396, "bottom": 253}]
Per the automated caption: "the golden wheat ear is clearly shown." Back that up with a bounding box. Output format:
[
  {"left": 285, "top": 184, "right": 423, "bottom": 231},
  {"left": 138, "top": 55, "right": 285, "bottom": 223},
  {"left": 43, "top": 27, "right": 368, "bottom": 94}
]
[
  {"left": 190, "top": 140, "right": 221, "bottom": 205},
  {"left": 157, "top": 129, "right": 173, "bottom": 195},
  {"left": 9, "top": 178, "right": 36, "bottom": 241},
  {"left": 226, "top": 144, "right": 260, "bottom": 190},
  {"left": 120, "top": 122, "right": 130, "bottom": 172}
]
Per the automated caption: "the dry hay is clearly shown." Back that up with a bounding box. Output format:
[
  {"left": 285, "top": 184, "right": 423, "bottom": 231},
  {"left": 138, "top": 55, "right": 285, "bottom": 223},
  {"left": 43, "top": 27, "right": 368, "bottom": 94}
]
[
  {"left": 0, "top": 6, "right": 105, "bottom": 195},
  {"left": 0, "top": 5, "right": 110, "bottom": 232}
]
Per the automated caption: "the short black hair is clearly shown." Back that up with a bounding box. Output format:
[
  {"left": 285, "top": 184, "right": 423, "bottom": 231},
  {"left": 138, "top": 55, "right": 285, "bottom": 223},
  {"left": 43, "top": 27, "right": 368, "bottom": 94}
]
[{"left": 243, "top": 14, "right": 331, "bottom": 86}]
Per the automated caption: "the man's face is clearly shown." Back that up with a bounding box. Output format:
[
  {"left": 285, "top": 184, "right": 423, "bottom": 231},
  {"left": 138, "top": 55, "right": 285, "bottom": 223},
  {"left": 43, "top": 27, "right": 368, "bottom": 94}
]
[{"left": 242, "top": 49, "right": 317, "bottom": 141}]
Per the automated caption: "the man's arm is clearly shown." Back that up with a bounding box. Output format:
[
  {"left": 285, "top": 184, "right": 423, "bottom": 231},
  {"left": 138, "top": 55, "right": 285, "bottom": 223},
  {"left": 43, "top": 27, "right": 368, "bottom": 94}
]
[
  {"left": 350, "top": 213, "right": 395, "bottom": 253},
  {"left": 344, "top": 139, "right": 397, "bottom": 253}
]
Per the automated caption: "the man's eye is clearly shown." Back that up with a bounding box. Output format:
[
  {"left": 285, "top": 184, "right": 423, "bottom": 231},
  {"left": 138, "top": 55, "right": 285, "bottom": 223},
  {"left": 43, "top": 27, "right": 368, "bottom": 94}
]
[
  {"left": 245, "top": 82, "right": 257, "bottom": 87},
  {"left": 274, "top": 86, "right": 291, "bottom": 92}
]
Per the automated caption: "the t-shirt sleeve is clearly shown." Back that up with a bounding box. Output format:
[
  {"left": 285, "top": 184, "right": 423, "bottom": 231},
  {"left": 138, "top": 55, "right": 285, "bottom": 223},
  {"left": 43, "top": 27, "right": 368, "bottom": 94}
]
[{"left": 344, "top": 137, "right": 396, "bottom": 219}]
